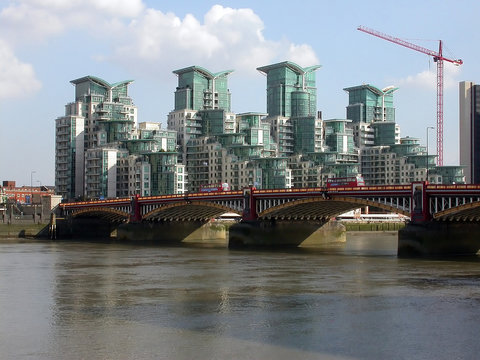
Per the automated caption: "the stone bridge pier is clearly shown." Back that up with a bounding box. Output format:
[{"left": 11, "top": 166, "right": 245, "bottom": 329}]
[
  {"left": 116, "top": 221, "right": 208, "bottom": 243},
  {"left": 56, "top": 217, "right": 118, "bottom": 239},
  {"left": 228, "top": 219, "right": 346, "bottom": 248},
  {"left": 228, "top": 187, "right": 358, "bottom": 248},
  {"left": 399, "top": 222, "right": 480, "bottom": 257},
  {"left": 59, "top": 182, "right": 480, "bottom": 256},
  {"left": 398, "top": 182, "right": 480, "bottom": 256}
]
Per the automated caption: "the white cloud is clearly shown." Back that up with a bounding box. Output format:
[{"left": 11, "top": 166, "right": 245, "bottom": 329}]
[
  {"left": 112, "top": 5, "right": 320, "bottom": 76},
  {"left": 0, "top": 1, "right": 320, "bottom": 99},
  {"left": 398, "top": 61, "right": 462, "bottom": 90},
  {"left": 286, "top": 44, "right": 319, "bottom": 68},
  {"left": 0, "top": 40, "right": 41, "bottom": 99},
  {"left": 0, "top": 0, "right": 144, "bottom": 99},
  {"left": 18, "top": 0, "right": 145, "bottom": 17},
  {"left": 117, "top": 9, "right": 222, "bottom": 61},
  {"left": 0, "top": 1, "right": 319, "bottom": 73},
  {"left": 89, "top": 0, "right": 144, "bottom": 17},
  {"left": 204, "top": 5, "right": 265, "bottom": 45},
  {"left": 0, "top": 0, "right": 144, "bottom": 45},
  {"left": 0, "top": 2, "right": 65, "bottom": 44}
]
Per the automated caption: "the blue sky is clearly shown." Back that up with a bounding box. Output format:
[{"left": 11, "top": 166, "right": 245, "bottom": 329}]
[{"left": 1, "top": 0, "right": 478, "bottom": 186}]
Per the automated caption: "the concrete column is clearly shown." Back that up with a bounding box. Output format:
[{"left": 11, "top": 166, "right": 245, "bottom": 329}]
[
  {"left": 399, "top": 222, "right": 480, "bottom": 257},
  {"left": 229, "top": 220, "right": 345, "bottom": 248}
]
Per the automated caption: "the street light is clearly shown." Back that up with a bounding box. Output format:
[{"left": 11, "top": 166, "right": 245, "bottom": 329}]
[
  {"left": 30, "top": 170, "right": 36, "bottom": 204},
  {"left": 426, "top": 127, "right": 434, "bottom": 182}
]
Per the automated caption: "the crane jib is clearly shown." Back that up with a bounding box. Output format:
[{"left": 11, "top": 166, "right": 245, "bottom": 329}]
[{"left": 357, "top": 25, "right": 463, "bottom": 167}]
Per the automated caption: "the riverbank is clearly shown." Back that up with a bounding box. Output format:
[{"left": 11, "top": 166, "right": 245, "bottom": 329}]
[
  {"left": 340, "top": 221, "right": 405, "bottom": 231},
  {"left": 0, "top": 223, "right": 47, "bottom": 238},
  {"left": 0, "top": 221, "right": 404, "bottom": 240}
]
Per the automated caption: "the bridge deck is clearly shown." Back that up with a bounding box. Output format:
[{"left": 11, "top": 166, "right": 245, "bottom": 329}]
[{"left": 59, "top": 183, "right": 480, "bottom": 223}]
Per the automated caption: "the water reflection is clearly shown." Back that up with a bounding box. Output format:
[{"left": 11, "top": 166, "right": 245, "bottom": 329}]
[{"left": 0, "top": 235, "right": 479, "bottom": 359}]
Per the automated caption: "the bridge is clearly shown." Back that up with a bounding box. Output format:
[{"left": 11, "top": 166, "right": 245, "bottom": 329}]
[
  {"left": 60, "top": 182, "right": 480, "bottom": 223},
  {"left": 58, "top": 182, "right": 480, "bottom": 256}
]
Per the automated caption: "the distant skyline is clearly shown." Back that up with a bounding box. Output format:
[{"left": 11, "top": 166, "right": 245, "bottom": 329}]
[{"left": 1, "top": 0, "right": 479, "bottom": 186}]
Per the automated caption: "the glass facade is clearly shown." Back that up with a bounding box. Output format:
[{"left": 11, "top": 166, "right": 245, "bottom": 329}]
[
  {"left": 173, "top": 66, "right": 233, "bottom": 112},
  {"left": 254, "top": 158, "right": 291, "bottom": 189},
  {"left": 371, "top": 121, "right": 398, "bottom": 146},
  {"left": 292, "top": 117, "right": 318, "bottom": 154},
  {"left": 473, "top": 85, "right": 480, "bottom": 183},
  {"left": 56, "top": 65, "right": 466, "bottom": 200},
  {"left": 257, "top": 62, "right": 322, "bottom": 154},
  {"left": 257, "top": 62, "right": 320, "bottom": 118},
  {"left": 324, "top": 119, "right": 355, "bottom": 153},
  {"left": 149, "top": 152, "right": 182, "bottom": 195},
  {"left": 344, "top": 84, "right": 397, "bottom": 123},
  {"left": 55, "top": 114, "right": 84, "bottom": 199},
  {"left": 55, "top": 76, "right": 187, "bottom": 199}
]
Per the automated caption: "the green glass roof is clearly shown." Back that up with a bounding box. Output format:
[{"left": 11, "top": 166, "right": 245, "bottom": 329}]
[
  {"left": 343, "top": 84, "right": 398, "bottom": 96},
  {"left": 172, "top": 66, "right": 234, "bottom": 79},
  {"left": 70, "top": 76, "right": 134, "bottom": 89},
  {"left": 256, "top": 61, "right": 321, "bottom": 75}
]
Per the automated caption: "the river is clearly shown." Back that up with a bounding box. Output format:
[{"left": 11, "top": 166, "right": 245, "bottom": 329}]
[{"left": 1, "top": 232, "right": 479, "bottom": 359}]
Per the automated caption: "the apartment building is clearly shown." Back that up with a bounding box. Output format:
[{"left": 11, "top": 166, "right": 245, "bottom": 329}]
[
  {"left": 55, "top": 76, "right": 185, "bottom": 200},
  {"left": 459, "top": 81, "right": 480, "bottom": 183},
  {"left": 258, "top": 61, "right": 323, "bottom": 155},
  {"left": 55, "top": 67, "right": 466, "bottom": 200}
]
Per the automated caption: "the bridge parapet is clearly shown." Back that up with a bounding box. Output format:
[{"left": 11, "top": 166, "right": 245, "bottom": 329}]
[
  {"left": 60, "top": 198, "right": 132, "bottom": 222},
  {"left": 58, "top": 183, "right": 480, "bottom": 224},
  {"left": 252, "top": 185, "right": 412, "bottom": 220},
  {"left": 427, "top": 184, "right": 480, "bottom": 221},
  {"left": 137, "top": 191, "right": 244, "bottom": 221}
]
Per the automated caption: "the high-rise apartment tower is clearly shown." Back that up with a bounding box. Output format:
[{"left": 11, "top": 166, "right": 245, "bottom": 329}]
[
  {"left": 459, "top": 81, "right": 480, "bottom": 184},
  {"left": 257, "top": 61, "right": 323, "bottom": 155}
]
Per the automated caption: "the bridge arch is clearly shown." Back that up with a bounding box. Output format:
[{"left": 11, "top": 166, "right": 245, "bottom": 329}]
[
  {"left": 142, "top": 200, "right": 242, "bottom": 221},
  {"left": 258, "top": 196, "right": 410, "bottom": 220},
  {"left": 70, "top": 207, "right": 130, "bottom": 222},
  {"left": 433, "top": 201, "right": 480, "bottom": 221}
]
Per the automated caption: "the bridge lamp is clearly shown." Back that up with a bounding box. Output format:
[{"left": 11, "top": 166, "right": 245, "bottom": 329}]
[{"left": 426, "top": 126, "right": 434, "bottom": 182}]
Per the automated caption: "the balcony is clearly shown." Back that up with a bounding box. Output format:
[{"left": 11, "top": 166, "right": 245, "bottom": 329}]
[{"left": 186, "top": 129, "right": 202, "bottom": 135}]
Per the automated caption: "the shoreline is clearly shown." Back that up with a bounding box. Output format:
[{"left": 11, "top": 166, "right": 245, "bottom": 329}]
[
  {"left": 0, "top": 221, "right": 404, "bottom": 240},
  {"left": 0, "top": 223, "right": 48, "bottom": 239}
]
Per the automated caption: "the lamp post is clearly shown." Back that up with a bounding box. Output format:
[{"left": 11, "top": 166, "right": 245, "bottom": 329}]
[
  {"left": 426, "top": 126, "right": 434, "bottom": 182},
  {"left": 30, "top": 170, "right": 36, "bottom": 204}
]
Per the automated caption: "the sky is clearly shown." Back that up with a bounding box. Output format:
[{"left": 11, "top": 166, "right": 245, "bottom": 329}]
[{"left": 1, "top": 0, "right": 479, "bottom": 186}]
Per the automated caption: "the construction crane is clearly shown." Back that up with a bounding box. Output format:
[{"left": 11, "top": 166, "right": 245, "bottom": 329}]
[{"left": 357, "top": 25, "right": 463, "bottom": 166}]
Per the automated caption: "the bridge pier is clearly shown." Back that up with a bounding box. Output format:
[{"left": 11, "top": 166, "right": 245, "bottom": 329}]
[
  {"left": 116, "top": 221, "right": 207, "bottom": 243},
  {"left": 228, "top": 220, "right": 345, "bottom": 248},
  {"left": 56, "top": 218, "right": 118, "bottom": 239},
  {"left": 398, "top": 222, "right": 480, "bottom": 257}
]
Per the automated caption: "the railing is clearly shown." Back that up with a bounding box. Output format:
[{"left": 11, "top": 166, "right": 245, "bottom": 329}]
[{"left": 59, "top": 183, "right": 480, "bottom": 223}]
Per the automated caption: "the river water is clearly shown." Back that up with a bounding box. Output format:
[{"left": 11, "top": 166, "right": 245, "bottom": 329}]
[{"left": 1, "top": 232, "right": 480, "bottom": 360}]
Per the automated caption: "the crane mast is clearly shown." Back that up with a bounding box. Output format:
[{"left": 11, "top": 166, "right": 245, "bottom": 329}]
[{"left": 358, "top": 26, "right": 463, "bottom": 166}]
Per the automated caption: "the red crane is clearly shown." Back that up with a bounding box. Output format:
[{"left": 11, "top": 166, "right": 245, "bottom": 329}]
[{"left": 357, "top": 25, "right": 463, "bottom": 166}]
